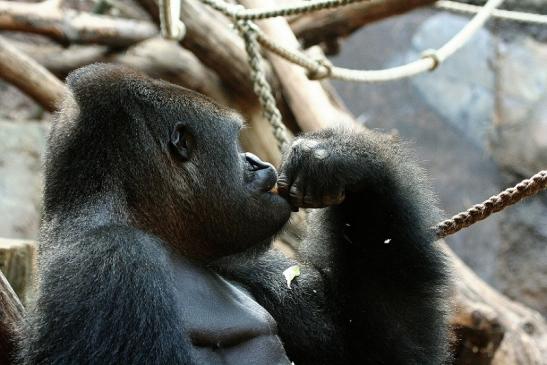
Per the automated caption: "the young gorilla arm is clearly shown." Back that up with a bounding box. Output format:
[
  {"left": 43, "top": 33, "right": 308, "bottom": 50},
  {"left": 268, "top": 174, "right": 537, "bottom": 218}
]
[{"left": 216, "top": 127, "right": 450, "bottom": 365}]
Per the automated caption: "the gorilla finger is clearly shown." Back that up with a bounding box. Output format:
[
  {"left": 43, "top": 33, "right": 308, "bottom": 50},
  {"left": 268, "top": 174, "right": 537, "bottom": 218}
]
[
  {"left": 288, "top": 176, "right": 306, "bottom": 209},
  {"left": 277, "top": 174, "right": 290, "bottom": 198},
  {"left": 322, "top": 190, "right": 346, "bottom": 206},
  {"left": 303, "top": 191, "right": 328, "bottom": 209}
]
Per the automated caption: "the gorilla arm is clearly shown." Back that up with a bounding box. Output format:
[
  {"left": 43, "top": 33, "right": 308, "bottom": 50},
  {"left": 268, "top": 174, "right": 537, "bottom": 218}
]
[
  {"left": 216, "top": 127, "right": 450, "bottom": 365},
  {"left": 20, "top": 225, "right": 194, "bottom": 365},
  {"left": 292, "top": 128, "right": 451, "bottom": 365}
]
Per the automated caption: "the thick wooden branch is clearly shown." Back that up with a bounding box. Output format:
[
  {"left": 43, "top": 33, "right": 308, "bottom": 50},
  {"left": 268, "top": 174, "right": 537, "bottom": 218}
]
[
  {"left": 11, "top": 42, "right": 111, "bottom": 78},
  {"left": 0, "top": 35, "right": 66, "bottom": 112},
  {"left": 291, "top": 0, "right": 437, "bottom": 48},
  {"left": 0, "top": 269, "right": 24, "bottom": 365},
  {"left": 136, "top": 0, "right": 280, "bottom": 105},
  {"left": 445, "top": 243, "right": 547, "bottom": 365},
  {"left": 240, "top": 0, "right": 354, "bottom": 132},
  {"left": 0, "top": 0, "right": 157, "bottom": 46},
  {"left": 135, "top": 0, "right": 295, "bottom": 161},
  {"left": 14, "top": 37, "right": 283, "bottom": 163}
]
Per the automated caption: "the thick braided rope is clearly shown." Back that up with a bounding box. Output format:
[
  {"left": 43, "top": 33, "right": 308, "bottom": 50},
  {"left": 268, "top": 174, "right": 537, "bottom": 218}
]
[
  {"left": 200, "top": 0, "right": 366, "bottom": 20},
  {"left": 435, "top": 170, "right": 547, "bottom": 239},
  {"left": 436, "top": 1, "right": 547, "bottom": 25},
  {"left": 236, "top": 20, "right": 290, "bottom": 151}
]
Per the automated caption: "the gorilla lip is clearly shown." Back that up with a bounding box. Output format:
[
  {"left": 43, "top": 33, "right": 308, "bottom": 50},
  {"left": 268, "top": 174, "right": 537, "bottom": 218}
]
[{"left": 244, "top": 152, "right": 279, "bottom": 194}]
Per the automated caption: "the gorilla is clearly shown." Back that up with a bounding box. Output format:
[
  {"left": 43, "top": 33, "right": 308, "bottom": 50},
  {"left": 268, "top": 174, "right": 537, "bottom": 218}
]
[{"left": 19, "top": 64, "right": 450, "bottom": 365}]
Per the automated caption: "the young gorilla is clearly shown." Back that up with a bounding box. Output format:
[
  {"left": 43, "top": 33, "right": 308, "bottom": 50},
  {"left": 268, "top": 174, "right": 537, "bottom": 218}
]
[{"left": 20, "top": 64, "right": 450, "bottom": 365}]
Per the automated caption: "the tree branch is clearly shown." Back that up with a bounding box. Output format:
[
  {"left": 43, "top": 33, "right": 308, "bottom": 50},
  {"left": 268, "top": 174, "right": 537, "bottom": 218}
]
[
  {"left": 0, "top": 35, "right": 66, "bottom": 112},
  {"left": 0, "top": 0, "right": 157, "bottom": 46},
  {"left": 240, "top": 0, "right": 354, "bottom": 132},
  {"left": 290, "top": 0, "right": 437, "bottom": 48},
  {"left": 444, "top": 243, "right": 547, "bottom": 365}
]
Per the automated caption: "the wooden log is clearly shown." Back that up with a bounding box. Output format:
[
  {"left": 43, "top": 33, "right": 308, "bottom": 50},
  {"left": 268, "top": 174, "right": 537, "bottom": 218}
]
[
  {"left": 240, "top": 0, "right": 354, "bottom": 132},
  {"left": 137, "top": 0, "right": 303, "bottom": 134},
  {"left": 0, "top": 238, "right": 36, "bottom": 305},
  {"left": 13, "top": 37, "right": 284, "bottom": 164},
  {"left": 444, "top": 243, "right": 547, "bottom": 365},
  {"left": 115, "top": 37, "right": 286, "bottom": 163},
  {"left": 135, "top": 0, "right": 283, "bottom": 106},
  {"left": 0, "top": 0, "right": 157, "bottom": 46},
  {"left": 0, "top": 35, "right": 66, "bottom": 112},
  {"left": 291, "top": 0, "right": 437, "bottom": 48},
  {"left": 135, "top": 0, "right": 295, "bottom": 162},
  {"left": 11, "top": 42, "right": 111, "bottom": 79},
  {"left": 0, "top": 269, "right": 24, "bottom": 365},
  {"left": 113, "top": 38, "right": 229, "bottom": 104}
]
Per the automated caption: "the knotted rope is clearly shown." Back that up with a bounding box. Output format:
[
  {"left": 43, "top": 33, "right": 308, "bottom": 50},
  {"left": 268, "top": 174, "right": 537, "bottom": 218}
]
[
  {"left": 157, "top": 0, "right": 547, "bottom": 238},
  {"left": 236, "top": 20, "right": 290, "bottom": 151},
  {"left": 435, "top": 170, "right": 547, "bottom": 238}
]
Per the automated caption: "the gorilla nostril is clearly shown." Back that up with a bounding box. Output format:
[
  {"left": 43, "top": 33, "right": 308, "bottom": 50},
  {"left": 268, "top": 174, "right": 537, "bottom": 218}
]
[{"left": 245, "top": 152, "right": 270, "bottom": 171}]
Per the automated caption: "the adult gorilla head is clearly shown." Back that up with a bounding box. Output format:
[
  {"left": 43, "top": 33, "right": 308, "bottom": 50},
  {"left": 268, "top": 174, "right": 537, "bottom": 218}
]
[{"left": 46, "top": 64, "right": 291, "bottom": 260}]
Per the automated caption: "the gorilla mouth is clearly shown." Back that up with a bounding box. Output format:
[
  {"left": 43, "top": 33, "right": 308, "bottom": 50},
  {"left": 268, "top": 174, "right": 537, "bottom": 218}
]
[
  {"left": 244, "top": 153, "right": 278, "bottom": 193},
  {"left": 249, "top": 166, "right": 277, "bottom": 193}
]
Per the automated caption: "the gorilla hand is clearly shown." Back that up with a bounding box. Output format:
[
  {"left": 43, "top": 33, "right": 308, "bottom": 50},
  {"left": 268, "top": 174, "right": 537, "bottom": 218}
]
[{"left": 277, "top": 127, "right": 381, "bottom": 210}]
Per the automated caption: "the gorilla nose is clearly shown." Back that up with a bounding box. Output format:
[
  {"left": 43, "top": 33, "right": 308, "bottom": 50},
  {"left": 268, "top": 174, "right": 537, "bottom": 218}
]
[{"left": 244, "top": 152, "right": 271, "bottom": 171}]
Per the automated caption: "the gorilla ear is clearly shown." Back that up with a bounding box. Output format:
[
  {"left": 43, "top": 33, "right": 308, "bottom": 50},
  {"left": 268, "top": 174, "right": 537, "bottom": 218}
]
[{"left": 170, "top": 123, "right": 190, "bottom": 161}]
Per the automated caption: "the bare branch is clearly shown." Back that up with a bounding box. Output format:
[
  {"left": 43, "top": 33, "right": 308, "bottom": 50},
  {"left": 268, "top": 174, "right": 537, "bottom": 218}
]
[
  {"left": 290, "top": 0, "right": 437, "bottom": 48},
  {"left": 0, "top": 0, "right": 157, "bottom": 46},
  {"left": 240, "top": 0, "right": 354, "bottom": 132},
  {"left": 445, "top": 243, "right": 547, "bottom": 365},
  {"left": 0, "top": 35, "right": 66, "bottom": 112}
]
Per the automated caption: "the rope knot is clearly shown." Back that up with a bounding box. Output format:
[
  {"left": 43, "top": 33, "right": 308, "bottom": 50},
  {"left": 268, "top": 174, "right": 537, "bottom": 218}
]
[
  {"left": 421, "top": 49, "right": 441, "bottom": 71},
  {"left": 307, "top": 58, "right": 333, "bottom": 80}
]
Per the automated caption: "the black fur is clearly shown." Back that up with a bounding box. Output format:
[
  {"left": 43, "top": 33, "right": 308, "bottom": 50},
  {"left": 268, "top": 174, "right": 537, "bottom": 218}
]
[{"left": 19, "top": 64, "right": 450, "bottom": 364}]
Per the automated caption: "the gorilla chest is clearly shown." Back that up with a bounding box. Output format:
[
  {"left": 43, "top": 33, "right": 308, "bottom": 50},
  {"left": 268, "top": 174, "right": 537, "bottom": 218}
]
[{"left": 170, "top": 258, "right": 291, "bottom": 365}]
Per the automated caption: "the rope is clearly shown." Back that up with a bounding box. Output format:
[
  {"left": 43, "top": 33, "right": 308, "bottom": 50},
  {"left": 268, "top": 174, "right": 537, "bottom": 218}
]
[
  {"left": 158, "top": 0, "right": 186, "bottom": 40},
  {"left": 435, "top": 170, "right": 547, "bottom": 239},
  {"left": 236, "top": 20, "right": 291, "bottom": 150},
  {"left": 200, "top": 0, "right": 366, "bottom": 20},
  {"left": 191, "top": 0, "right": 547, "bottom": 237},
  {"left": 248, "top": 0, "right": 505, "bottom": 82},
  {"left": 435, "top": 1, "right": 547, "bottom": 25}
]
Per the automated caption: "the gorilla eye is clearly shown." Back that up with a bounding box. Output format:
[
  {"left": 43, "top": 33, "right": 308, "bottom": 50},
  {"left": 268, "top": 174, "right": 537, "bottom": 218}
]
[{"left": 170, "top": 123, "right": 190, "bottom": 161}]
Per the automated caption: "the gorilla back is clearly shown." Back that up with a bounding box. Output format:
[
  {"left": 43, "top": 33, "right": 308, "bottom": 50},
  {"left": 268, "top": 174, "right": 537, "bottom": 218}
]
[{"left": 19, "top": 64, "right": 451, "bottom": 365}]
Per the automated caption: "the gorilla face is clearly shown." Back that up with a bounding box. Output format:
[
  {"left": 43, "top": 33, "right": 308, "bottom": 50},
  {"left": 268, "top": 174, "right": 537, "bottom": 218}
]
[
  {"left": 63, "top": 64, "right": 291, "bottom": 260},
  {"left": 157, "top": 88, "right": 292, "bottom": 258}
]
